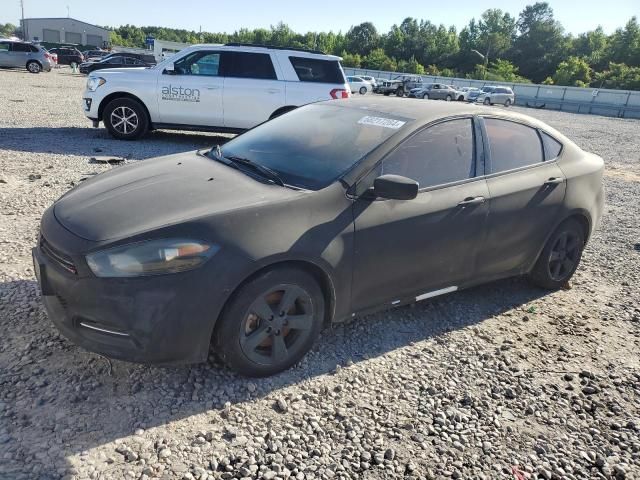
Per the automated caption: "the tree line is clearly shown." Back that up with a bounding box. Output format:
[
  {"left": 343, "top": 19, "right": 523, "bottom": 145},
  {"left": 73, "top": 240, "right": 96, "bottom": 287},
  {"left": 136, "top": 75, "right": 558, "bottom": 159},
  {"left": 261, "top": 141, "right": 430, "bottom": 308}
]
[{"left": 2, "top": 2, "right": 639, "bottom": 90}]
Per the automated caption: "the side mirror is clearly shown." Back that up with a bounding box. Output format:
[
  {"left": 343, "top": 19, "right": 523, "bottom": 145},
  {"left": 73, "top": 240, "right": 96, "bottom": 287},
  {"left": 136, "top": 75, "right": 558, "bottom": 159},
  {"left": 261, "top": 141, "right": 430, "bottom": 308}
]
[
  {"left": 163, "top": 63, "right": 175, "bottom": 74},
  {"left": 373, "top": 174, "right": 419, "bottom": 200}
]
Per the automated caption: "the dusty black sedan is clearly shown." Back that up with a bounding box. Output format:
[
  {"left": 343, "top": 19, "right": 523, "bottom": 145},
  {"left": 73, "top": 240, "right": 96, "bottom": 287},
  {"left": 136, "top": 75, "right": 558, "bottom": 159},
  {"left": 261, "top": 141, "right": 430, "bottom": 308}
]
[{"left": 33, "top": 98, "right": 604, "bottom": 376}]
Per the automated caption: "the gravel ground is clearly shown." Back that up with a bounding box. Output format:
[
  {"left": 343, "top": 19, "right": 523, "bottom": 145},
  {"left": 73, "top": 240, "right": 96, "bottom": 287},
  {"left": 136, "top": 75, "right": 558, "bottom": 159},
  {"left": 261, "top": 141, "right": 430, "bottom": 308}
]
[{"left": 1, "top": 68, "right": 639, "bottom": 480}]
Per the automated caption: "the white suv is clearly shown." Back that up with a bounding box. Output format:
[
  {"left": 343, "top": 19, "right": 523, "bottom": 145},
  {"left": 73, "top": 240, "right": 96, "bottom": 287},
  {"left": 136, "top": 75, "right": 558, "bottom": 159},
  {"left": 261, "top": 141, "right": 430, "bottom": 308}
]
[{"left": 83, "top": 43, "right": 350, "bottom": 140}]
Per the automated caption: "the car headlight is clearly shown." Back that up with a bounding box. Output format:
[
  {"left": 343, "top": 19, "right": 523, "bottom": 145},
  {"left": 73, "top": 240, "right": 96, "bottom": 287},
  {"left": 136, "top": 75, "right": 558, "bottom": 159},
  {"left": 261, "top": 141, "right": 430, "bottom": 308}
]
[
  {"left": 86, "top": 76, "right": 106, "bottom": 92},
  {"left": 86, "top": 238, "right": 219, "bottom": 277}
]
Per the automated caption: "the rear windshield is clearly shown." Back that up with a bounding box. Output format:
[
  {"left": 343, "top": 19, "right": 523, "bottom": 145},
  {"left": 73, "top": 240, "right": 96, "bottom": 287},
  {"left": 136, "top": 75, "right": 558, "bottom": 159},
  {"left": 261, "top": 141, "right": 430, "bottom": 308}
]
[
  {"left": 289, "top": 56, "right": 345, "bottom": 84},
  {"left": 219, "top": 104, "right": 411, "bottom": 190}
]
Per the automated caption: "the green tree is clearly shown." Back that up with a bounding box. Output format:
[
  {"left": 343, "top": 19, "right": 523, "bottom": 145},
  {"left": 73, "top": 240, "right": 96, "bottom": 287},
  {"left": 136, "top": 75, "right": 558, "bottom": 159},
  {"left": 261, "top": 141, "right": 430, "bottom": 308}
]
[
  {"left": 397, "top": 56, "right": 424, "bottom": 74},
  {"left": 362, "top": 48, "right": 392, "bottom": 70},
  {"left": 607, "top": 17, "right": 640, "bottom": 67},
  {"left": 553, "top": 56, "right": 592, "bottom": 87},
  {"left": 476, "top": 9, "right": 516, "bottom": 64},
  {"left": 345, "top": 22, "right": 379, "bottom": 56},
  {"left": 571, "top": 27, "right": 609, "bottom": 69},
  {"left": 0, "top": 23, "right": 17, "bottom": 37},
  {"left": 594, "top": 62, "right": 640, "bottom": 90},
  {"left": 511, "top": 2, "right": 568, "bottom": 82},
  {"left": 340, "top": 50, "right": 362, "bottom": 68}
]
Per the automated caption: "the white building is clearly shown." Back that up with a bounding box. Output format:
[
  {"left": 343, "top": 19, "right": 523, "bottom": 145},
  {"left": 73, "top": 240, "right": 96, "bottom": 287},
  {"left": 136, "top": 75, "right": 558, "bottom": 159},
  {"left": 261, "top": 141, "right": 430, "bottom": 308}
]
[{"left": 21, "top": 17, "right": 110, "bottom": 47}]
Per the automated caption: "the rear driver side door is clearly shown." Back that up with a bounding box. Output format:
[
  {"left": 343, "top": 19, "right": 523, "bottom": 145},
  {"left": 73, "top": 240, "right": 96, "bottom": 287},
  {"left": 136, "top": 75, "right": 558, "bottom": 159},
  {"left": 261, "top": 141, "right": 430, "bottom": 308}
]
[{"left": 475, "top": 117, "right": 567, "bottom": 278}]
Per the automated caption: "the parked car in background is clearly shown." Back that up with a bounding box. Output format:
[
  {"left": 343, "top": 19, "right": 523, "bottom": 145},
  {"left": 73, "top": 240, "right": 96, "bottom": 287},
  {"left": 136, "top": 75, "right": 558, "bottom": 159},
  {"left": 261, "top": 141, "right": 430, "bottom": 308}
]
[
  {"left": 359, "top": 75, "right": 377, "bottom": 88},
  {"left": 347, "top": 76, "right": 372, "bottom": 95},
  {"left": 456, "top": 86, "right": 480, "bottom": 101},
  {"left": 35, "top": 98, "right": 604, "bottom": 375},
  {"left": 467, "top": 85, "right": 497, "bottom": 103},
  {"left": 83, "top": 43, "right": 350, "bottom": 139},
  {"left": 48, "top": 47, "right": 84, "bottom": 66},
  {"left": 82, "top": 50, "right": 109, "bottom": 62},
  {"left": 0, "top": 40, "right": 54, "bottom": 73},
  {"left": 408, "top": 83, "right": 457, "bottom": 101},
  {"left": 80, "top": 55, "right": 154, "bottom": 74},
  {"left": 377, "top": 75, "right": 423, "bottom": 96},
  {"left": 476, "top": 86, "right": 515, "bottom": 106}
]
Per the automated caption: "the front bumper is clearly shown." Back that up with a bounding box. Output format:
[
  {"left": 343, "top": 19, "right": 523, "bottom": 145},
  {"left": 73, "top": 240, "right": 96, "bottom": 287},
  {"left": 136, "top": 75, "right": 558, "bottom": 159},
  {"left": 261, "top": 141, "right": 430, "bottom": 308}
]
[
  {"left": 83, "top": 90, "right": 101, "bottom": 120},
  {"left": 33, "top": 208, "right": 239, "bottom": 365}
]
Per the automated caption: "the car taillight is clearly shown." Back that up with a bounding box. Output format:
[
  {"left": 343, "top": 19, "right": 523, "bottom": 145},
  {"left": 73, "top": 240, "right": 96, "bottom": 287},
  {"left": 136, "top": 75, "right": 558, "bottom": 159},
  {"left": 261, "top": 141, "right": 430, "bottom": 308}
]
[{"left": 330, "top": 88, "right": 350, "bottom": 99}]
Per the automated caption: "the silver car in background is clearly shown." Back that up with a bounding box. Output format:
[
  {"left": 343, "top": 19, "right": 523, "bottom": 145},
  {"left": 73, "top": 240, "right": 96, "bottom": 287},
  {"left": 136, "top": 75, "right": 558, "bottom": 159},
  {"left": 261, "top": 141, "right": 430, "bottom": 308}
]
[
  {"left": 476, "top": 86, "right": 515, "bottom": 106},
  {"left": 0, "top": 40, "right": 54, "bottom": 73}
]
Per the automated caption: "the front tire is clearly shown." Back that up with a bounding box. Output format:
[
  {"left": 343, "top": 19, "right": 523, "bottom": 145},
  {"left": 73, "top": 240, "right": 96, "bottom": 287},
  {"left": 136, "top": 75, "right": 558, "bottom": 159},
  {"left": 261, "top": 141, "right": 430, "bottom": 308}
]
[
  {"left": 483, "top": 97, "right": 491, "bottom": 105},
  {"left": 103, "top": 98, "right": 149, "bottom": 140},
  {"left": 445, "top": 94, "right": 452, "bottom": 101},
  {"left": 27, "top": 61, "right": 42, "bottom": 74},
  {"left": 214, "top": 267, "right": 325, "bottom": 377},
  {"left": 528, "top": 219, "right": 585, "bottom": 289},
  {"left": 422, "top": 93, "right": 429, "bottom": 100},
  {"left": 396, "top": 87, "right": 404, "bottom": 97}
]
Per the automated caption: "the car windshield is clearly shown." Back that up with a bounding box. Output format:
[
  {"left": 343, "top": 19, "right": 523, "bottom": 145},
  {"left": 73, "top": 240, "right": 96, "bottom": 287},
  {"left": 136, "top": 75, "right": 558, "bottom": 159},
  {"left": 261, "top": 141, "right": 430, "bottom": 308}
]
[{"left": 215, "top": 104, "right": 411, "bottom": 190}]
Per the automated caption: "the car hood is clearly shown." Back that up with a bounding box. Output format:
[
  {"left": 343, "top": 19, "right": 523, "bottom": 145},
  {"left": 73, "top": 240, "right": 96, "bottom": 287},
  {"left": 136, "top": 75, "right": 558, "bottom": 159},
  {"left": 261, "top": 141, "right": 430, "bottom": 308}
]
[{"left": 54, "top": 151, "right": 301, "bottom": 242}]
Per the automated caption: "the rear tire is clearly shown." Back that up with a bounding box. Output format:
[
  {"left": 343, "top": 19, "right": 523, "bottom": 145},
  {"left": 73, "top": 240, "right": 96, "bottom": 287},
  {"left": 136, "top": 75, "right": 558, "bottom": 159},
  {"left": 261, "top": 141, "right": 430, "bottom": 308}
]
[
  {"left": 505, "top": 99, "right": 512, "bottom": 107},
  {"left": 359, "top": 86, "right": 367, "bottom": 95},
  {"left": 445, "top": 95, "right": 452, "bottom": 101},
  {"left": 422, "top": 93, "right": 429, "bottom": 100},
  {"left": 383, "top": 92, "right": 390, "bottom": 96},
  {"left": 103, "top": 98, "right": 149, "bottom": 140},
  {"left": 527, "top": 219, "right": 585, "bottom": 289},
  {"left": 396, "top": 87, "right": 404, "bottom": 97},
  {"left": 484, "top": 97, "right": 491, "bottom": 105},
  {"left": 214, "top": 267, "right": 325, "bottom": 377},
  {"left": 27, "top": 61, "right": 41, "bottom": 74}
]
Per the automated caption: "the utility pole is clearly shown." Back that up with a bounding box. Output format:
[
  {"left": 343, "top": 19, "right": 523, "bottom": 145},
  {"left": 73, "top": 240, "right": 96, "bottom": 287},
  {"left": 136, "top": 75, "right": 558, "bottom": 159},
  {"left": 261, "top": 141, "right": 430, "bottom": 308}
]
[{"left": 20, "top": 0, "right": 27, "bottom": 41}]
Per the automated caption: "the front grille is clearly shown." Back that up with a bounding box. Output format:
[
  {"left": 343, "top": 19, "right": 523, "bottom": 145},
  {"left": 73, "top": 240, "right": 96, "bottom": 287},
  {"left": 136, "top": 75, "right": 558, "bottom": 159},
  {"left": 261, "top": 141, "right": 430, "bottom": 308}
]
[{"left": 40, "top": 235, "right": 77, "bottom": 275}]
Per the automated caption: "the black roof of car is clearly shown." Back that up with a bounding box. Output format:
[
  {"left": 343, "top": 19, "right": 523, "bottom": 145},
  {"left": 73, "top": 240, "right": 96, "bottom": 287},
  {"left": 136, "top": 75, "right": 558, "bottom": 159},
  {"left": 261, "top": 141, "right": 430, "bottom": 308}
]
[{"left": 321, "top": 96, "right": 561, "bottom": 133}]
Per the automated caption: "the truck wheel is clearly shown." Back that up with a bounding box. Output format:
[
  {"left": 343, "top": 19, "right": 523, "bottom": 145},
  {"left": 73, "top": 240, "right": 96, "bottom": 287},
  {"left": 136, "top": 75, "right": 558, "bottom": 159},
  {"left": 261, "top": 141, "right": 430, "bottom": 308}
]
[
  {"left": 103, "top": 98, "right": 149, "bottom": 140},
  {"left": 383, "top": 92, "right": 390, "bottom": 96},
  {"left": 27, "top": 61, "right": 42, "bottom": 74},
  {"left": 396, "top": 87, "right": 404, "bottom": 97}
]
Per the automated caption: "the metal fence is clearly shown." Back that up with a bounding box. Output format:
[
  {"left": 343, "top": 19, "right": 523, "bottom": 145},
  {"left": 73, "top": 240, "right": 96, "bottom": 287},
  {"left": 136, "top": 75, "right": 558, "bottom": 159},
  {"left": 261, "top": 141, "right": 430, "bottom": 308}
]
[{"left": 344, "top": 67, "right": 640, "bottom": 119}]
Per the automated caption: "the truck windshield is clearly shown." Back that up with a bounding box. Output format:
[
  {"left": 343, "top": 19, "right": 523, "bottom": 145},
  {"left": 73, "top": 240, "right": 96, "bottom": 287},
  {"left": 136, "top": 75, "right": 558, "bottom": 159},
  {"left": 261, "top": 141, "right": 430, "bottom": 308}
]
[{"left": 216, "top": 104, "right": 411, "bottom": 190}]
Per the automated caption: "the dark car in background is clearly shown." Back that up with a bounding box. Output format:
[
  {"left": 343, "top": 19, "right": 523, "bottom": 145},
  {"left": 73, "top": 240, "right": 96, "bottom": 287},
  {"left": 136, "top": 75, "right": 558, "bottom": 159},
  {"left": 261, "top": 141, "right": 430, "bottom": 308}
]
[
  {"left": 82, "top": 49, "right": 110, "bottom": 62},
  {"left": 48, "top": 47, "right": 84, "bottom": 66},
  {"left": 377, "top": 75, "right": 423, "bottom": 96},
  {"left": 33, "top": 98, "right": 604, "bottom": 376},
  {"left": 79, "top": 54, "right": 154, "bottom": 74}
]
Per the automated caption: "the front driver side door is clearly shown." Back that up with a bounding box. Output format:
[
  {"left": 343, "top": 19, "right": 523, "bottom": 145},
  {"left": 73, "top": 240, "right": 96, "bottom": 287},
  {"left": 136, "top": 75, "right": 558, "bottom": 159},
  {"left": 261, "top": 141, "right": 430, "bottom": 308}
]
[
  {"left": 0, "top": 42, "right": 11, "bottom": 67},
  {"left": 351, "top": 117, "right": 490, "bottom": 313},
  {"left": 157, "top": 49, "right": 225, "bottom": 127}
]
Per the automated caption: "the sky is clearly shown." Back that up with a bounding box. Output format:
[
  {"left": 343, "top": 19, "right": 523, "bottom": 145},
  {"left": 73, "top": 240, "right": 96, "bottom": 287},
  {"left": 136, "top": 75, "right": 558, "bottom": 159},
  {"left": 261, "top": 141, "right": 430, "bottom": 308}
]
[{"left": 3, "top": 0, "right": 639, "bottom": 36}]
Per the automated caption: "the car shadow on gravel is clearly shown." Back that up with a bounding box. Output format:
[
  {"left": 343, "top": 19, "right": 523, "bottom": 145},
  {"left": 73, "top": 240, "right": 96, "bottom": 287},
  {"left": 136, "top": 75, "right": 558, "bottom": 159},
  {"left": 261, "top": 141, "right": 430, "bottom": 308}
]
[
  {"left": 0, "top": 275, "right": 549, "bottom": 476},
  {"left": 0, "top": 127, "right": 232, "bottom": 159}
]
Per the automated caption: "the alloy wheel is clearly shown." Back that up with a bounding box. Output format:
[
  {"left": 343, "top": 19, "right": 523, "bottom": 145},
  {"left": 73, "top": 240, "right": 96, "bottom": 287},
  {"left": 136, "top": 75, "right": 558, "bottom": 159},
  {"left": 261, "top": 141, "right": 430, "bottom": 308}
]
[
  {"left": 27, "top": 62, "right": 41, "bottom": 73},
  {"left": 110, "top": 106, "right": 139, "bottom": 134},
  {"left": 239, "top": 284, "right": 314, "bottom": 366},
  {"left": 547, "top": 231, "right": 580, "bottom": 281}
]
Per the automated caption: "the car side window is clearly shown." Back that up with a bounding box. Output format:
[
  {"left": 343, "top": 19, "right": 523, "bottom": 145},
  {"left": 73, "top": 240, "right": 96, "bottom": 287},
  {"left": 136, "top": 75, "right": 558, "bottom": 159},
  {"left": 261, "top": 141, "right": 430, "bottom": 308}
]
[
  {"left": 484, "top": 118, "right": 544, "bottom": 173},
  {"left": 12, "top": 43, "right": 32, "bottom": 52},
  {"left": 174, "top": 51, "right": 221, "bottom": 76},
  {"left": 224, "top": 52, "right": 277, "bottom": 80},
  {"left": 0, "top": 42, "right": 10, "bottom": 52},
  {"left": 541, "top": 131, "right": 563, "bottom": 160},
  {"left": 379, "top": 118, "right": 475, "bottom": 189}
]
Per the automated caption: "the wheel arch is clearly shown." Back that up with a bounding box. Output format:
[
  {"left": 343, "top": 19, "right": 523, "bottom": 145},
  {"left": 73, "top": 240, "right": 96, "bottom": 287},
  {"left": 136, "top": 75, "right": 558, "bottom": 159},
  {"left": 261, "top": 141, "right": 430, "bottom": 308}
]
[
  {"left": 99, "top": 92, "right": 152, "bottom": 125},
  {"left": 212, "top": 258, "right": 337, "bottom": 343},
  {"left": 26, "top": 59, "right": 42, "bottom": 69},
  {"left": 527, "top": 210, "right": 592, "bottom": 273}
]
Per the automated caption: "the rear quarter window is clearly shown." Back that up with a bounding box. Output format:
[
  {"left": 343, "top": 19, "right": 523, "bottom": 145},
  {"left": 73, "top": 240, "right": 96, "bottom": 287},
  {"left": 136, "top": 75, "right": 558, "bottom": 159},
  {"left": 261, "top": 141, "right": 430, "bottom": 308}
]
[
  {"left": 485, "top": 118, "right": 544, "bottom": 173},
  {"left": 541, "top": 132, "right": 563, "bottom": 160},
  {"left": 289, "top": 56, "right": 345, "bottom": 84}
]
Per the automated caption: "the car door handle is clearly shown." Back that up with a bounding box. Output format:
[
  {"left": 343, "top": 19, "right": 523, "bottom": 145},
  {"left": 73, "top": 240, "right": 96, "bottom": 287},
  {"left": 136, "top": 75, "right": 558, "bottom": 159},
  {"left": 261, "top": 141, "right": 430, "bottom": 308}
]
[
  {"left": 205, "top": 85, "right": 220, "bottom": 90},
  {"left": 267, "top": 88, "right": 280, "bottom": 94},
  {"left": 544, "top": 177, "right": 564, "bottom": 185},
  {"left": 457, "top": 196, "right": 486, "bottom": 206}
]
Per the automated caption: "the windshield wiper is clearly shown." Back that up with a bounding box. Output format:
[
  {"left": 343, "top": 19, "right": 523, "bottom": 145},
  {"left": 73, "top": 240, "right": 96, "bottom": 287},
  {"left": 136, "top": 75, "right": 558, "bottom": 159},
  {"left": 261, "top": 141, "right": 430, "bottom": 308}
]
[{"left": 205, "top": 147, "right": 285, "bottom": 187}]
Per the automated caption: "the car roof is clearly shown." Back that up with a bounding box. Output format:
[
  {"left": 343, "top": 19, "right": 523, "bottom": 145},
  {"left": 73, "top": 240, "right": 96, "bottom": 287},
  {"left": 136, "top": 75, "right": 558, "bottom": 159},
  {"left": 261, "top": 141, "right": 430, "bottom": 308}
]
[
  {"left": 318, "top": 96, "right": 552, "bottom": 129},
  {"left": 189, "top": 43, "right": 341, "bottom": 60}
]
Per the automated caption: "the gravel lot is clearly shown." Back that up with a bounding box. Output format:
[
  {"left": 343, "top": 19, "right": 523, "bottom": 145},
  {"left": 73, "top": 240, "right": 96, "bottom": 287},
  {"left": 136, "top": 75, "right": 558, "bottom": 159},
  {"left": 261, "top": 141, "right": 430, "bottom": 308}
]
[{"left": 1, "top": 68, "right": 639, "bottom": 480}]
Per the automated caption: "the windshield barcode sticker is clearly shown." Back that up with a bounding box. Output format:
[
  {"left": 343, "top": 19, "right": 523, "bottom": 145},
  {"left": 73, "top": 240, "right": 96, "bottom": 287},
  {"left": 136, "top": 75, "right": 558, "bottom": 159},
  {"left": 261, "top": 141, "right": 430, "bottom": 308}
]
[{"left": 357, "top": 116, "right": 406, "bottom": 129}]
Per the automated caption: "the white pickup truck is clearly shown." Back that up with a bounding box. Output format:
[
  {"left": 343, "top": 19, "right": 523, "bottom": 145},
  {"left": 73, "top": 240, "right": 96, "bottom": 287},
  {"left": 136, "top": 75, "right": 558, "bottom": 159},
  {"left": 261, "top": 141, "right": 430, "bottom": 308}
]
[{"left": 83, "top": 43, "right": 350, "bottom": 140}]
